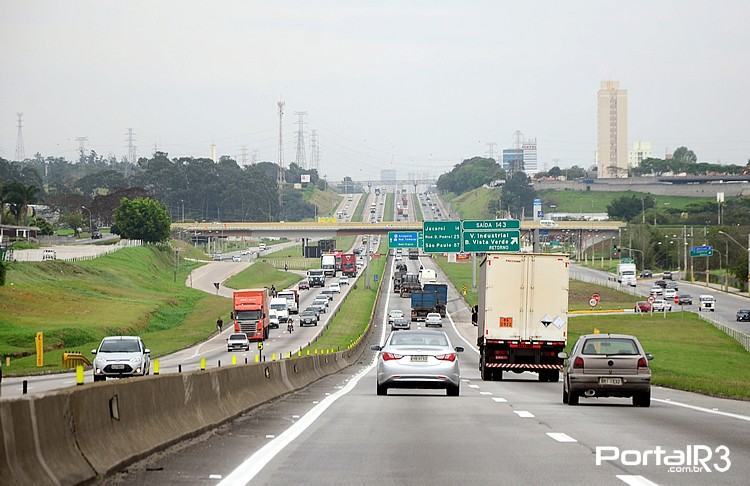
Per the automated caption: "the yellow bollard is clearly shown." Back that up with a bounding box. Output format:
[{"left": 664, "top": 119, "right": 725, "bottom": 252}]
[
  {"left": 76, "top": 365, "right": 84, "bottom": 385},
  {"left": 254, "top": 354, "right": 260, "bottom": 363},
  {"left": 593, "top": 328, "right": 600, "bottom": 335},
  {"left": 5, "top": 356, "right": 10, "bottom": 367},
  {"left": 297, "top": 351, "right": 301, "bottom": 357},
  {"left": 231, "top": 355, "right": 237, "bottom": 365},
  {"left": 314, "top": 349, "right": 318, "bottom": 355},
  {"left": 200, "top": 357, "right": 206, "bottom": 370},
  {"left": 271, "top": 353, "right": 276, "bottom": 361},
  {"left": 153, "top": 359, "right": 160, "bottom": 375},
  {"left": 306, "top": 349, "right": 310, "bottom": 356}
]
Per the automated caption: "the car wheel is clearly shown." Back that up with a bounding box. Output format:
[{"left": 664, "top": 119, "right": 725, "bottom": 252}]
[
  {"left": 377, "top": 383, "right": 388, "bottom": 396},
  {"left": 94, "top": 375, "right": 105, "bottom": 382},
  {"left": 568, "top": 389, "right": 579, "bottom": 406},
  {"left": 633, "top": 390, "right": 651, "bottom": 407},
  {"left": 562, "top": 387, "right": 569, "bottom": 404},
  {"left": 447, "top": 384, "right": 459, "bottom": 396}
]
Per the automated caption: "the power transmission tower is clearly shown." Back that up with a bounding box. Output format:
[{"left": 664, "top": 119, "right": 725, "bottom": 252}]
[
  {"left": 486, "top": 142, "right": 497, "bottom": 160},
  {"left": 15, "top": 113, "right": 25, "bottom": 161},
  {"left": 125, "top": 128, "right": 137, "bottom": 164},
  {"left": 309, "top": 129, "right": 318, "bottom": 171},
  {"left": 75, "top": 136, "right": 88, "bottom": 160},
  {"left": 239, "top": 145, "right": 249, "bottom": 165},
  {"left": 251, "top": 149, "right": 258, "bottom": 164},
  {"left": 513, "top": 130, "right": 524, "bottom": 149},
  {"left": 295, "top": 111, "right": 307, "bottom": 169},
  {"left": 277, "top": 99, "right": 285, "bottom": 186}
]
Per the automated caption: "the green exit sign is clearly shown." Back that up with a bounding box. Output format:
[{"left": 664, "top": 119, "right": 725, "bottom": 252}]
[
  {"left": 462, "top": 230, "right": 521, "bottom": 252},
  {"left": 462, "top": 219, "right": 520, "bottom": 230},
  {"left": 423, "top": 221, "right": 461, "bottom": 253}
]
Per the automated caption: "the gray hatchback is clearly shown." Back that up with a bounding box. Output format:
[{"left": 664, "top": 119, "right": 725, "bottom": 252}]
[{"left": 560, "top": 334, "right": 653, "bottom": 407}]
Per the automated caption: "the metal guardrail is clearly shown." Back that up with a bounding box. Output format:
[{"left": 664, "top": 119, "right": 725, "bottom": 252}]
[{"left": 572, "top": 274, "right": 642, "bottom": 297}]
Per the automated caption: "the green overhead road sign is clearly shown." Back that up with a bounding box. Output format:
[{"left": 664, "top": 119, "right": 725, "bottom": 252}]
[
  {"left": 388, "top": 231, "right": 419, "bottom": 248},
  {"left": 462, "top": 229, "right": 521, "bottom": 253},
  {"left": 423, "top": 221, "right": 461, "bottom": 253},
  {"left": 690, "top": 245, "right": 713, "bottom": 257},
  {"left": 417, "top": 231, "right": 424, "bottom": 248},
  {"left": 462, "top": 219, "right": 520, "bottom": 230}
]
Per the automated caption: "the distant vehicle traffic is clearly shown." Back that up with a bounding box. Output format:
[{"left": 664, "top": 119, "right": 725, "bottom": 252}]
[
  {"left": 231, "top": 255, "right": 241, "bottom": 262},
  {"left": 677, "top": 294, "right": 693, "bottom": 305},
  {"left": 212, "top": 253, "right": 223, "bottom": 261},
  {"left": 424, "top": 313, "right": 442, "bottom": 327},
  {"left": 338, "top": 276, "right": 349, "bottom": 286},
  {"left": 372, "top": 330, "right": 463, "bottom": 396},
  {"left": 92, "top": 336, "right": 151, "bottom": 382},
  {"left": 388, "top": 309, "right": 404, "bottom": 324},
  {"left": 268, "top": 309, "right": 280, "bottom": 329},
  {"left": 321, "top": 254, "right": 337, "bottom": 277},
  {"left": 298, "top": 280, "right": 310, "bottom": 290},
  {"left": 299, "top": 310, "right": 319, "bottom": 327},
  {"left": 651, "top": 299, "right": 672, "bottom": 312},
  {"left": 277, "top": 290, "right": 299, "bottom": 314},
  {"left": 270, "top": 297, "right": 290, "bottom": 323},
  {"left": 639, "top": 270, "right": 653, "bottom": 278},
  {"left": 561, "top": 334, "right": 653, "bottom": 407},
  {"left": 663, "top": 271, "right": 673, "bottom": 280},
  {"left": 226, "top": 333, "right": 250, "bottom": 351}
]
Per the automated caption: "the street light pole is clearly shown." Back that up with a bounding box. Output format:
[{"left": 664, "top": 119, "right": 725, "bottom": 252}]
[
  {"left": 718, "top": 230, "right": 750, "bottom": 294},
  {"left": 81, "top": 205, "right": 92, "bottom": 234}
]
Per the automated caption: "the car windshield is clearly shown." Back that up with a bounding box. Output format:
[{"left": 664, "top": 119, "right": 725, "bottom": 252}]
[
  {"left": 390, "top": 332, "right": 448, "bottom": 347},
  {"left": 236, "top": 310, "right": 262, "bottom": 320},
  {"left": 99, "top": 339, "right": 140, "bottom": 353},
  {"left": 270, "top": 303, "right": 287, "bottom": 310},
  {"left": 229, "top": 334, "right": 246, "bottom": 341},
  {"left": 581, "top": 338, "right": 639, "bottom": 356},
  {"left": 302, "top": 311, "right": 316, "bottom": 317}
]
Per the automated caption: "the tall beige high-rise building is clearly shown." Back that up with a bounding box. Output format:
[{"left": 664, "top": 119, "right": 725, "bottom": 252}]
[{"left": 597, "top": 80, "right": 628, "bottom": 178}]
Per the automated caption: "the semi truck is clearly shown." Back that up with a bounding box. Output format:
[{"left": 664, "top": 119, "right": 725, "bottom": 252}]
[
  {"left": 392, "top": 262, "right": 408, "bottom": 292},
  {"left": 617, "top": 262, "right": 637, "bottom": 287},
  {"left": 341, "top": 253, "right": 357, "bottom": 277},
  {"left": 411, "top": 283, "right": 448, "bottom": 321},
  {"left": 333, "top": 250, "right": 344, "bottom": 272},
  {"left": 399, "top": 273, "right": 421, "bottom": 297},
  {"left": 477, "top": 253, "right": 569, "bottom": 383},
  {"left": 321, "top": 254, "right": 337, "bottom": 276},
  {"left": 232, "top": 289, "right": 269, "bottom": 341},
  {"left": 307, "top": 269, "right": 326, "bottom": 287}
]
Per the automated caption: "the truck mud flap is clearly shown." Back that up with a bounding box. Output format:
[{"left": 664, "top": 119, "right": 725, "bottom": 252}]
[{"left": 485, "top": 363, "right": 562, "bottom": 370}]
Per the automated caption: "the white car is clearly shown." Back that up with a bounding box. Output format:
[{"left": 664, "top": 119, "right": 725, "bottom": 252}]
[
  {"left": 388, "top": 309, "right": 404, "bottom": 324},
  {"left": 268, "top": 309, "right": 280, "bottom": 329},
  {"left": 395, "top": 254, "right": 402, "bottom": 261},
  {"left": 231, "top": 255, "right": 241, "bottom": 262},
  {"left": 92, "top": 336, "right": 151, "bottom": 382},
  {"left": 651, "top": 299, "right": 672, "bottom": 312},
  {"left": 425, "top": 313, "right": 443, "bottom": 327},
  {"left": 339, "top": 276, "right": 349, "bottom": 285},
  {"left": 258, "top": 243, "right": 267, "bottom": 250},
  {"left": 226, "top": 333, "right": 250, "bottom": 352},
  {"left": 649, "top": 287, "right": 663, "bottom": 298},
  {"left": 663, "top": 288, "right": 677, "bottom": 299},
  {"left": 313, "top": 297, "right": 329, "bottom": 308},
  {"left": 329, "top": 283, "right": 341, "bottom": 293}
]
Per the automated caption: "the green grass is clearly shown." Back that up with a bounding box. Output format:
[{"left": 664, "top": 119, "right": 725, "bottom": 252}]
[
  {"left": 0, "top": 245, "right": 228, "bottom": 375},
  {"left": 304, "top": 187, "right": 343, "bottom": 218},
  {"left": 263, "top": 244, "right": 305, "bottom": 259},
  {"left": 569, "top": 280, "right": 639, "bottom": 310},
  {"left": 260, "top": 236, "right": 358, "bottom": 271},
  {"left": 352, "top": 193, "right": 368, "bottom": 222},
  {"left": 383, "top": 193, "right": 394, "bottom": 222},
  {"left": 412, "top": 193, "right": 423, "bottom": 221},
  {"left": 447, "top": 186, "right": 496, "bottom": 220},
  {"left": 433, "top": 254, "right": 477, "bottom": 306},
  {"left": 224, "top": 261, "right": 302, "bottom": 290},
  {"left": 537, "top": 189, "right": 712, "bottom": 213},
  {"left": 569, "top": 314, "right": 750, "bottom": 400},
  {"left": 307, "top": 240, "right": 387, "bottom": 352}
]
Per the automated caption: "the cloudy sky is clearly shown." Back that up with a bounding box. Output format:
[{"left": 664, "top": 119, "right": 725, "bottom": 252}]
[{"left": 1, "top": 0, "right": 748, "bottom": 179}]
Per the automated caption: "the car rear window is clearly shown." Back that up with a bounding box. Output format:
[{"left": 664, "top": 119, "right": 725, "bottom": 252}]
[
  {"left": 229, "top": 334, "right": 246, "bottom": 340},
  {"left": 581, "top": 338, "right": 639, "bottom": 356},
  {"left": 390, "top": 332, "right": 448, "bottom": 347}
]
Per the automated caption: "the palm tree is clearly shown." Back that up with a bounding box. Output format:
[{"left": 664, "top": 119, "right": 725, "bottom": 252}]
[
  {"left": 0, "top": 182, "right": 7, "bottom": 225},
  {"left": 6, "top": 183, "right": 38, "bottom": 225}
]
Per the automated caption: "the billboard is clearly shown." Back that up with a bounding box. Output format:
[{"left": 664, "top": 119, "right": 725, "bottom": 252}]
[{"left": 301, "top": 174, "right": 311, "bottom": 183}]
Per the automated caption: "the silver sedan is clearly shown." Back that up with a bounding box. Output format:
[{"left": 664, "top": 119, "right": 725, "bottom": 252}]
[{"left": 371, "top": 330, "right": 463, "bottom": 396}]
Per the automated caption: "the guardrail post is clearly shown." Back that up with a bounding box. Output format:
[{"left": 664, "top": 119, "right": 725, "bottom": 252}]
[
  {"left": 178, "top": 364, "right": 182, "bottom": 373},
  {"left": 22, "top": 380, "right": 28, "bottom": 394}
]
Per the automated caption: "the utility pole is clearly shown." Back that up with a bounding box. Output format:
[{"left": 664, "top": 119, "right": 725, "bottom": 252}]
[
  {"left": 15, "top": 113, "right": 25, "bottom": 161},
  {"left": 295, "top": 111, "right": 307, "bottom": 168},
  {"left": 277, "top": 99, "right": 285, "bottom": 186},
  {"left": 683, "top": 225, "right": 687, "bottom": 279},
  {"left": 486, "top": 142, "right": 497, "bottom": 160}
]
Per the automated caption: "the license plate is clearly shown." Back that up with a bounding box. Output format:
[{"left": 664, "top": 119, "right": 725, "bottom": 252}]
[
  {"left": 411, "top": 355, "right": 428, "bottom": 362},
  {"left": 111, "top": 364, "right": 125, "bottom": 370},
  {"left": 599, "top": 377, "right": 622, "bottom": 385}
]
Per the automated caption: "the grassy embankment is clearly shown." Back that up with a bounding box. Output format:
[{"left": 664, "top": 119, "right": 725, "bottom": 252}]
[
  {"left": 412, "top": 193, "right": 424, "bottom": 221},
  {"left": 447, "top": 187, "right": 496, "bottom": 220},
  {"left": 306, "top": 239, "right": 388, "bottom": 353},
  {"left": 0, "top": 246, "right": 227, "bottom": 375},
  {"left": 537, "top": 189, "right": 712, "bottom": 213},
  {"left": 383, "top": 193, "right": 395, "bottom": 222},
  {"left": 224, "top": 261, "right": 302, "bottom": 290},
  {"left": 351, "top": 193, "right": 368, "bottom": 222},
  {"left": 304, "top": 187, "right": 343, "bottom": 219},
  {"left": 570, "top": 314, "right": 750, "bottom": 400}
]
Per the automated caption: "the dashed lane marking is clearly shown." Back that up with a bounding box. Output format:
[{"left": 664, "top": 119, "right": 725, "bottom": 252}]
[
  {"left": 514, "top": 411, "right": 535, "bottom": 418},
  {"left": 546, "top": 432, "right": 577, "bottom": 443},
  {"left": 616, "top": 475, "right": 659, "bottom": 486},
  {"left": 491, "top": 397, "right": 507, "bottom": 403}
]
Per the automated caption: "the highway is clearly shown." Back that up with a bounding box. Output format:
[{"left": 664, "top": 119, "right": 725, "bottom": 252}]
[
  {"left": 104, "top": 191, "right": 750, "bottom": 486},
  {"left": 0, "top": 193, "right": 376, "bottom": 398}
]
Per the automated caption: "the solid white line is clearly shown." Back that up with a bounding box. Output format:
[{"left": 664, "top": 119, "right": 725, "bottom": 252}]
[
  {"left": 616, "top": 475, "right": 659, "bottom": 486},
  {"left": 546, "top": 432, "right": 577, "bottom": 443},
  {"left": 491, "top": 397, "right": 507, "bottom": 403},
  {"left": 514, "top": 410, "right": 535, "bottom": 418},
  {"left": 217, "top": 256, "right": 394, "bottom": 486},
  {"left": 209, "top": 474, "right": 223, "bottom": 480},
  {"left": 652, "top": 398, "right": 750, "bottom": 422},
  {"left": 468, "top": 384, "right": 480, "bottom": 389},
  {"left": 479, "top": 391, "right": 492, "bottom": 396}
]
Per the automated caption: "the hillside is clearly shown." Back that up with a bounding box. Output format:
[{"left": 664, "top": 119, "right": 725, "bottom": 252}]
[
  {"left": 447, "top": 186, "right": 497, "bottom": 220},
  {"left": 304, "top": 187, "right": 343, "bottom": 218},
  {"left": 537, "top": 189, "right": 712, "bottom": 213}
]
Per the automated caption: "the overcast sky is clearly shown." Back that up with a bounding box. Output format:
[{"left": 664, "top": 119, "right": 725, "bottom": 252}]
[{"left": 1, "top": 0, "right": 749, "bottom": 179}]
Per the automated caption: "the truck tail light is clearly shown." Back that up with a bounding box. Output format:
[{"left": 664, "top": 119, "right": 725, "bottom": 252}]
[
  {"left": 435, "top": 353, "right": 456, "bottom": 362},
  {"left": 573, "top": 357, "right": 584, "bottom": 369},
  {"left": 382, "top": 353, "right": 403, "bottom": 361},
  {"left": 637, "top": 357, "right": 649, "bottom": 369}
]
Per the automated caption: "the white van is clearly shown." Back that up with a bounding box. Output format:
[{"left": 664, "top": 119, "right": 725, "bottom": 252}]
[
  {"left": 698, "top": 295, "right": 716, "bottom": 312},
  {"left": 269, "top": 297, "right": 290, "bottom": 322}
]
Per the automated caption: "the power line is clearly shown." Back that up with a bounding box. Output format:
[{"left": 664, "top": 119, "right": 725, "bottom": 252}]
[
  {"left": 15, "top": 113, "right": 25, "bottom": 161},
  {"left": 295, "top": 111, "right": 307, "bottom": 168}
]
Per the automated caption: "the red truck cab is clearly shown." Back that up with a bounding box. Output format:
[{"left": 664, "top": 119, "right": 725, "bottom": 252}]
[
  {"left": 233, "top": 288, "right": 269, "bottom": 341},
  {"left": 341, "top": 253, "right": 357, "bottom": 277}
]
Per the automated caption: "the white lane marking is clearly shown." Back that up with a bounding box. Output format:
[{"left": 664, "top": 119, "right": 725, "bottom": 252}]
[
  {"left": 217, "top": 256, "right": 394, "bottom": 486},
  {"left": 491, "top": 397, "right": 507, "bottom": 403},
  {"left": 461, "top": 379, "right": 470, "bottom": 383},
  {"left": 616, "top": 475, "right": 659, "bottom": 486},
  {"left": 291, "top": 415, "right": 300, "bottom": 419},
  {"left": 479, "top": 391, "right": 492, "bottom": 396},
  {"left": 209, "top": 474, "right": 223, "bottom": 480},
  {"left": 265, "top": 435, "right": 275, "bottom": 439},
  {"left": 546, "top": 432, "right": 577, "bottom": 443},
  {"left": 652, "top": 398, "right": 750, "bottom": 422},
  {"left": 468, "top": 384, "right": 480, "bottom": 389},
  {"left": 514, "top": 410, "right": 535, "bottom": 418}
]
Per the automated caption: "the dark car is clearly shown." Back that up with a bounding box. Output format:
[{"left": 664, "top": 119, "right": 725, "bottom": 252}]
[
  {"left": 654, "top": 280, "right": 667, "bottom": 288},
  {"left": 665, "top": 281, "right": 678, "bottom": 290},
  {"left": 677, "top": 294, "right": 693, "bottom": 305},
  {"left": 737, "top": 309, "right": 750, "bottom": 322},
  {"left": 663, "top": 271, "right": 673, "bottom": 280},
  {"left": 639, "top": 270, "right": 653, "bottom": 278},
  {"left": 299, "top": 310, "right": 319, "bottom": 327}
]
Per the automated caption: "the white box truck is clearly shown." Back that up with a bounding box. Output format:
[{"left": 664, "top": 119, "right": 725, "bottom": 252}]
[
  {"left": 477, "top": 253, "right": 569, "bottom": 382},
  {"left": 617, "top": 262, "right": 637, "bottom": 287},
  {"left": 321, "top": 254, "right": 337, "bottom": 277}
]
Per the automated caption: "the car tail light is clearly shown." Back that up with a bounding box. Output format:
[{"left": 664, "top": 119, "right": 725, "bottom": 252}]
[
  {"left": 573, "top": 357, "right": 584, "bottom": 369},
  {"left": 435, "top": 353, "right": 456, "bottom": 362},
  {"left": 382, "top": 352, "right": 403, "bottom": 361},
  {"left": 637, "top": 357, "right": 649, "bottom": 368}
]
